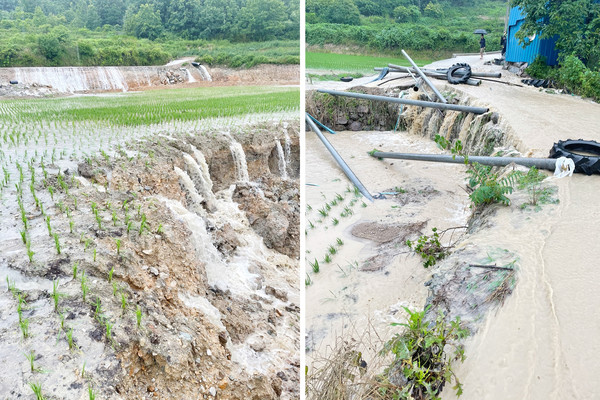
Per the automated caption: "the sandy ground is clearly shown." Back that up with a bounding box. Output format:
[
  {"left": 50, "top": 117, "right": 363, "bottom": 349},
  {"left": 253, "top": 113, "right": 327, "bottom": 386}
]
[{"left": 306, "top": 53, "right": 600, "bottom": 399}]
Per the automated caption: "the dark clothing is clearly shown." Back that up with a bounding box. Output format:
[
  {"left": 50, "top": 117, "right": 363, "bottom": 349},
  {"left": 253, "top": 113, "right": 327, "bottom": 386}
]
[
  {"left": 480, "top": 37, "right": 486, "bottom": 48},
  {"left": 501, "top": 35, "right": 507, "bottom": 55}
]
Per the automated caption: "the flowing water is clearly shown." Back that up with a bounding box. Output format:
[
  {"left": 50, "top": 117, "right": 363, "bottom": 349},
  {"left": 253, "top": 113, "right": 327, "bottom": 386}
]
[
  {"left": 276, "top": 140, "right": 288, "bottom": 180},
  {"left": 229, "top": 141, "right": 250, "bottom": 183},
  {"left": 197, "top": 65, "right": 213, "bottom": 82},
  {"left": 2, "top": 64, "right": 214, "bottom": 93},
  {"left": 184, "top": 68, "right": 197, "bottom": 83}
]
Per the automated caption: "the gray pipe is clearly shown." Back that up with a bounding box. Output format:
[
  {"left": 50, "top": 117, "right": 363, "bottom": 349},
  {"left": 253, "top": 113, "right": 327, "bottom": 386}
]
[
  {"left": 400, "top": 50, "right": 447, "bottom": 104},
  {"left": 305, "top": 114, "right": 374, "bottom": 202},
  {"left": 317, "top": 89, "right": 489, "bottom": 114},
  {"left": 370, "top": 151, "right": 557, "bottom": 171},
  {"left": 383, "top": 66, "right": 500, "bottom": 80},
  {"left": 375, "top": 67, "right": 482, "bottom": 86}
]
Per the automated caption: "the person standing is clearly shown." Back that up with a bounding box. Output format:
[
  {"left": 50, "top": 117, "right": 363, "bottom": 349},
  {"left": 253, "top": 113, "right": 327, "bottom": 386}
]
[
  {"left": 479, "top": 34, "right": 486, "bottom": 59},
  {"left": 501, "top": 32, "right": 507, "bottom": 57}
]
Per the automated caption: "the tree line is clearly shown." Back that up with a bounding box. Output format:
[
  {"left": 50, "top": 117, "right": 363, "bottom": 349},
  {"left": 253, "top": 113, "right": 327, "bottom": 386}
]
[{"left": 0, "top": 0, "right": 299, "bottom": 42}]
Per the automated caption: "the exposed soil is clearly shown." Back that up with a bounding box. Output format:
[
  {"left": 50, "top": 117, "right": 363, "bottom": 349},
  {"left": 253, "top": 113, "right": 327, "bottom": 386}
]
[{"left": 0, "top": 120, "right": 300, "bottom": 399}]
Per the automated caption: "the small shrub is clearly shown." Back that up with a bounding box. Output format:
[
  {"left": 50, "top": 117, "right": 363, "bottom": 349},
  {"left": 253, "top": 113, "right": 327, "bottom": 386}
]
[
  {"left": 406, "top": 227, "right": 448, "bottom": 268},
  {"left": 382, "top": 306, "right": 468, "bottom": 399}
]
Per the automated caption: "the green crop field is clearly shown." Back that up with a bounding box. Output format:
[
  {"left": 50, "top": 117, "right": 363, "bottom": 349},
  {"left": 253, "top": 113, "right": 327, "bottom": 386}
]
[
  {"left": 1, "top": 86, "right": 299, "bottom": 127},
  {"left": 306, "top": 52, "right": 431, "bottom": 73}
]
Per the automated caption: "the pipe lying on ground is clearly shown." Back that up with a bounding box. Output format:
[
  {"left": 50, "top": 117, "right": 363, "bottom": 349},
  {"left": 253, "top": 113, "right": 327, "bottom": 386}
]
[
  {"left": 305, "top": 113, "right": 374, "bottom": 202},
  {"left": 375, "top": 68, "right": 482, "bottom": 86},
  {"left": 383, "top": 66, "right": 500, "bottom": 80},
  {"left": 317, "top": 89, "right": 489, "bottom": 114},
  {"left": 401, "top": 50, "right": 447, "bottom": 104},
  {"left": 370, "top": 151, "right": 558, "bottom": 171}
]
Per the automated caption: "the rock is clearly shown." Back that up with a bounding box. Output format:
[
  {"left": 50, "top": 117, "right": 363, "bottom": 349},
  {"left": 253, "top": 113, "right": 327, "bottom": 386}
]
[
  {"left": 276, "top": 371, "right": 288, "bottom": 381},
  {"left": 248, "top": 335, "right": 266, "bottom": 352},
  {"left": 265, "top": 286, "right": 288, "bottom": 302},
  {"left": 350, "top": 121, "right": 362, "bottom": 131},
  {"left": 78, "top": 162, "right": 95, "bottom": 178},
  {"left": 142, "top": 249, "right": 153, "bottom": 255},
  {"left": 149, "top": 267, "right": 159, "bottom": 276},
  {"left": 209, "top": 387, "right": 216, "bottom": 396},
  {"left": 179, "top": 332, "right": 193, "bottom": 341},
  {"left": 336, "top": 114, "right": 348, "bottom": 125},
  {"left": 357, "top": 104, "right": 369, "bottom": 114},
  {"left": 206, "top": 349, "right": 212, "bottom": 356}
]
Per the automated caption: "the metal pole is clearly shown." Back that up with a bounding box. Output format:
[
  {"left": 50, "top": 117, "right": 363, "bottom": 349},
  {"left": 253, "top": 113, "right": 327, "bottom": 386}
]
[
  {"left": 370, "top": 151, "right": 557, "bottom": 171},
  {"left": 317, "top": 89, "right": 489, "bottom": 114},
  {"left": 383, "top": 66, "right": 501, "bottom": 79},
  {"left": 400, "top": 49, "right": 447, "bottom": 103},
  {"left": 305, "top": 114, "right": 374, "bottom": 202},
  {"left": 375, "top": 67, "right": 482, "bottom": 86}
]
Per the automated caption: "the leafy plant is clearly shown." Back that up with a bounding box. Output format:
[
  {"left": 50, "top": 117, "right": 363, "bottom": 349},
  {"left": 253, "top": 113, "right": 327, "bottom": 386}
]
[
  {"left": 25, "top": 350, "right": 38, "bottom": 372},
  {"left": 382, "top": 306, "right": 469, "bottom": 400},
  {"left": 406, "top": 227, "right": 448, "bottom": 268},
  {"left": 517, "top": 166, "right": 554, "bottom": 207},
  {"left": 466, "top": 163, "right": 518, "bottom": 207}
]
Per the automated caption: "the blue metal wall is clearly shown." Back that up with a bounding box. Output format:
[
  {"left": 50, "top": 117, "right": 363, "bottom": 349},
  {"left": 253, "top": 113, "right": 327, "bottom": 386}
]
[{"left": 506, "top": 7, "right": 559, "bottom": 65}]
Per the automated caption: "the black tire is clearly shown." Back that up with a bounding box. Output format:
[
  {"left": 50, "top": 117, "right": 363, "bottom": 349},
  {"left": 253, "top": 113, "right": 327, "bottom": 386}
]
[
  {"left": 533, "top": 79, "right": 544, "bottom": 87},
  {"left": 549, "top": 139, "right": 600, "bottom": 175},
  {"left": 447, "top": 63, "right": 472, "bottom": 84},
  {"left": 340, "top": 76, "right": 353, "bottom": 82}
]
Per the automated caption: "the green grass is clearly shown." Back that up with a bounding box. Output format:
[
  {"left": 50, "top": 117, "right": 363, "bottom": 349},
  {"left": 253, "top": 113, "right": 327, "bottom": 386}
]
[
  {"left": 194, "top": 40, "right": 299, "bottom": 68},
  {"left": 306, "top": 51, "right": 431, "bottom": 72},
  {"left": 1, "top": 86, "right": 299, "bottom": 127}
]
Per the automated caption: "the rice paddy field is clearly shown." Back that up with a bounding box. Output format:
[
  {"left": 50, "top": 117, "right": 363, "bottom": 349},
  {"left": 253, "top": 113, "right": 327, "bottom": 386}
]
[
  {"left": 0, "top": 85, "right": 301, "bottom": 399},
  {"left": 306, "top": 52, "right": 431, "bottom": 73}
]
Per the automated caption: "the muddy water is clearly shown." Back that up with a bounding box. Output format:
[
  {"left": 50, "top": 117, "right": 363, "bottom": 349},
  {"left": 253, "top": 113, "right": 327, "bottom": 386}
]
[
  {"left": 305, "top": 130, "right": 471, "bottom": 361},
  {"left": 442, "top": 175, "right": 600, "bottom": 400}
]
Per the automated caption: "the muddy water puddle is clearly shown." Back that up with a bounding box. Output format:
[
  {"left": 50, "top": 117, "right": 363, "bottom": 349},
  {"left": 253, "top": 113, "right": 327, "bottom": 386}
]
[{"left": 305, "top": 130, "right": 471, "bottom": 362}]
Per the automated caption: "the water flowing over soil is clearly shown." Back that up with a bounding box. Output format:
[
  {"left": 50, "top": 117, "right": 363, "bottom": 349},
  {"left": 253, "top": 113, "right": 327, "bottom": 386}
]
[
  {"left": 306, "top": 56, "right": 600, "bottom": 399},
  {"left": 0, "top": 118, "right": 300, "bottom": 399},
  {"left": 0, "top": 63, "right": 299, "bottom": 96}
]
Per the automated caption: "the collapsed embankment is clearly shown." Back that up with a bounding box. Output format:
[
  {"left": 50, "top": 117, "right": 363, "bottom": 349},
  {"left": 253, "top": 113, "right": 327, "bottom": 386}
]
[
  {"left": 0, "top": 121, "right": 300, "bottom": 399},
  {"left": 305, "top": 85, "right": 572, "bottom": 399}
]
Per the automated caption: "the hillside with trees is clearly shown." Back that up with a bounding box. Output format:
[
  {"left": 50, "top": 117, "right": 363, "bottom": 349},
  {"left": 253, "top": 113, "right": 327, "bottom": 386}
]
[
  {"left": 0, "top": 0, "right": 300, "bottom": 67},
  {"left": 306, "top": 0, "right": 508, "bottom": 56}
]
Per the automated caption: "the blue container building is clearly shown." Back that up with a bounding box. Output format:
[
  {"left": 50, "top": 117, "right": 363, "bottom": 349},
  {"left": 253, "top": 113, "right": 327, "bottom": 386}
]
[{"left": 505, "top": 7, "right": 559, "bottom": 66}]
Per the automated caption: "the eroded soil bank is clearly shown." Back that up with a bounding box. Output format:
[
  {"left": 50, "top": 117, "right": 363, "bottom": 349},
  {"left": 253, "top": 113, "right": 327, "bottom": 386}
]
[
  {"left": 0, "top": 120, "right": 300, "bottom": 399},
  {"left": 306, "top": 74, "right": 600, "bottom": 399}
]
